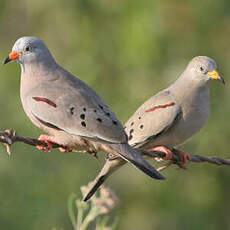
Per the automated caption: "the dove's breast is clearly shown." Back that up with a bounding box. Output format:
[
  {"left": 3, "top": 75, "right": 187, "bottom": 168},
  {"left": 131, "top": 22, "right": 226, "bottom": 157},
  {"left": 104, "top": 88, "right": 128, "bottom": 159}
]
[{"left": 168, "top": 84, "right": 210, "bottom": 147}]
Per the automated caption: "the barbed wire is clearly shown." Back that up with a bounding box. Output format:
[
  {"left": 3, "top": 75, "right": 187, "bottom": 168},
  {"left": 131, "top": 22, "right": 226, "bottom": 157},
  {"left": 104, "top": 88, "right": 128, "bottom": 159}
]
[{"left": 0, "top": 129, "right": 229, "bottom": 170}]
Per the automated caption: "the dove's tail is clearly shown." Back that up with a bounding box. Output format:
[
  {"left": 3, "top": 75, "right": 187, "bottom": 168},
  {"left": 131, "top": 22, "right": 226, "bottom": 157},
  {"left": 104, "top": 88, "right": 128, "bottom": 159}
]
[
  {"left": 83, "top": 158, "right": 125, "bottom": 202},
  {"left": 83, "top": 143, "right": 165, "bottom": 202},
  {"left": 108, "top": 143, "right": 165, "bottom": 180}
]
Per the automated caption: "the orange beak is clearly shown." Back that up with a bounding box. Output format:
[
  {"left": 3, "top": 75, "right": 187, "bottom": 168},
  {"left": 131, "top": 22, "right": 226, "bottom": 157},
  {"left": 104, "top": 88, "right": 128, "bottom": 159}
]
[{"left": 3, "top": 51, "right": 21, "bottom": 65}]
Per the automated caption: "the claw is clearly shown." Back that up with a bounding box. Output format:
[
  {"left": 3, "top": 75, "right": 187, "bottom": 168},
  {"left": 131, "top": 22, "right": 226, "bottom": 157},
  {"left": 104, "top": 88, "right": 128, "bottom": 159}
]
[
  {"left": 173, "top": 148, "right": 191, "bottom": 165},
  {"left": 36, "top": 142, "right": 53, "bottom": 152},
  {"left": 36, "top": 134, "right": 55, "bottom": 152},
  {"left": 36, "top": 134, "right": 72, "bottom": 153},
  {"left": 144, "top": 145, "right": 191, "bottom": 170},
  {"left": 58, "top": 146, "right": 72, "bottom": 152},
  {"left": 146, "top": 145, "right": 173, "bottom": 161}
]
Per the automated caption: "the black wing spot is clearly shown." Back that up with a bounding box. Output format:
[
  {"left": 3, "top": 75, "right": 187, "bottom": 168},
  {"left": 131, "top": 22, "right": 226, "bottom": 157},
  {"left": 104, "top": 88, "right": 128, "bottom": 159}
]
[
  {"left": 128, "top": 135, "right": 133, "bottom": 141},
  {"left": 70, "top": 107, "right": 75, "bottom": 115},
  {"left": 131, "top": 122, "right": 134, "bottom": 126},
  {"left": 130, "top": 129, "right": 134, "bottom": 134},
  {"left": 140, "top": 125, "right": 144, "bottom": 129},
  {"left": 81, "top": 121, "right": 86, "bottom": 127},
  {"left": 97, "top": 118, "right": 102, "bottom": 123},
  {"left": 106, "top": 112, "right": 110, "bottom": 117},
  {"left": 80, "top": 114, "right": 85, "bottom": 120},
  {"left": 138, "top": 117, "right": 141, "bottom": 120},
  {"left": 99, "top": 105, "right": 104, "bottom": 110},
  {"left": 112, "top": 120, "right": 118, "bottom": 126},
  {"left": 83, "top": 108, "right": 87, "bottom": 112},
  {"left": 94, "top": 110, "right": 97, "bottom": 113}
]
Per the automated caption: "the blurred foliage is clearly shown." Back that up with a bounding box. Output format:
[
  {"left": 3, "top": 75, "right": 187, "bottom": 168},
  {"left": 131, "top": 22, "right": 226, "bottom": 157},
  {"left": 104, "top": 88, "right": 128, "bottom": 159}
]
[
  {"left": 0, "top": 0, "right": 230, "bottom": 229},
  {"left": 66, "top": 184, "right": 118, "bottom": 230}
]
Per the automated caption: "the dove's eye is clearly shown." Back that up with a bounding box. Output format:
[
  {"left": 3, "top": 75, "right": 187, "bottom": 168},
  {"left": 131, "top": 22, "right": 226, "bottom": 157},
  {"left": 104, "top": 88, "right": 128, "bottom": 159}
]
[
  {"left": 25, "top": 45, "right": 32, "bottom": 52},
  {"left": 200, "top": 66, "right": 204, "bottom": 71}
]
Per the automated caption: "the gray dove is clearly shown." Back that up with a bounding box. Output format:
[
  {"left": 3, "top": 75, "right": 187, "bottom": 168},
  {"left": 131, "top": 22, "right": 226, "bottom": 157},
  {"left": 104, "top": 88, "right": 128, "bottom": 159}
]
[
  {"left": 3, "top": 36, "right": 165, "bottom": 192},
  {"left": 83, "top": 56, "right": 224, "bottom": 201}
]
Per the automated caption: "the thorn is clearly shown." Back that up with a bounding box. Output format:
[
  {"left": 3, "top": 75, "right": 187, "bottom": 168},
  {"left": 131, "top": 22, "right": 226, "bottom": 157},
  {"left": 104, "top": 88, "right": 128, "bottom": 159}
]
[
  {"left": 157, "top": 161, "right": 173, "bottom": 171},
  {"left": 4, "top": 143, "right": 12, "bottom": 156}
]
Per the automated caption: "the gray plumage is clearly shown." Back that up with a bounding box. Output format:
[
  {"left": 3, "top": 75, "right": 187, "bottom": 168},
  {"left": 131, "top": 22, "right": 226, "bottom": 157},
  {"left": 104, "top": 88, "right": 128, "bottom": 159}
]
[
  {"left": 126, "top": 56, "right": 218, "bottom": 149},
  {"left": 83, "top": 56, "right": 224, "bottom": 201},
  {"left": 3, "top": 36, "right": 164, "bottom": 199}
]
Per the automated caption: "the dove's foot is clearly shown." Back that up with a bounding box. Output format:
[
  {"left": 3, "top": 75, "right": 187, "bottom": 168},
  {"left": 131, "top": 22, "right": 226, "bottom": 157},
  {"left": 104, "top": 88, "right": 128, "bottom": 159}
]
[
  {"left": 36, "top": 134, "right": 54, "bottom": 152},
  {"left": 58, "top": 146, "right": 72, "bottom": 152},
  {"left": 36, "top": 134, "right": 71, "bottom": 152},
  {"left": 146, "top": 145, "right": 191, "bottom": 165},
  {"left": 173, "top": 148, "right": 191, "bottom": 165},
  {"left": 146, "top": 145, "right": 173, "bottom": 161}
]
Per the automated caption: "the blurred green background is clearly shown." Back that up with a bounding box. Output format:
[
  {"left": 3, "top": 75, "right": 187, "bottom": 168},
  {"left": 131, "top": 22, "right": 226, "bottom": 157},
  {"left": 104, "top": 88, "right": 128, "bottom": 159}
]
[{"left": 0, "top": 0, "right": 230, "bottom": 229}]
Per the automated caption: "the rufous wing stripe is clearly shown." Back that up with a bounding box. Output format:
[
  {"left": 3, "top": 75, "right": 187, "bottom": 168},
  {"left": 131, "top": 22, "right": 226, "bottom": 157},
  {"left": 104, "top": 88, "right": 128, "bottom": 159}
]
[
  {"left": 145, "top": 102, "right": 175, "bottom": 113},
  {"left": 33, "top": 97, "right": 57, "bottom": 108}
]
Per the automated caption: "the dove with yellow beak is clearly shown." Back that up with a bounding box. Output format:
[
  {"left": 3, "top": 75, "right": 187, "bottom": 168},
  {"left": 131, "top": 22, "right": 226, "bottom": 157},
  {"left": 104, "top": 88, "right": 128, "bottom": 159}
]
[{"left": 83, "top": 56, "right": 224, "bottom": 201}]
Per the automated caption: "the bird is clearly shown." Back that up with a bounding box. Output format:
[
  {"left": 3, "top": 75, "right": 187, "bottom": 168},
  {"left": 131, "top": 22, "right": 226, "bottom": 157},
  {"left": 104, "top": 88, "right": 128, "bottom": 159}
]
[
  {"left": 83, "top": 56, "right": 225, "bottom": 201},
  {"left": 3, "top": 36, "right": 165, "bottom": 194}
]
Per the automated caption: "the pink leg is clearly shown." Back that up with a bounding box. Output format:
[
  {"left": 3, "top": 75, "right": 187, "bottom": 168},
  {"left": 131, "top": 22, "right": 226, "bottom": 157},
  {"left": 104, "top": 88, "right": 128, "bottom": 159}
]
[
  {"left": 146, "top": 145, "right": 173, "bottom": 161},
  {"left": 146, "top": 145, "right": 191, "bottom": 165},
  {"left": 58, "top": 146, "right": 72, "bottom": 152},
  {"left": 36, "top": 134, "right": 71, "bottom": 152},
  {"left": 36, "top": 134, "right": 56, "bottom": 152}
]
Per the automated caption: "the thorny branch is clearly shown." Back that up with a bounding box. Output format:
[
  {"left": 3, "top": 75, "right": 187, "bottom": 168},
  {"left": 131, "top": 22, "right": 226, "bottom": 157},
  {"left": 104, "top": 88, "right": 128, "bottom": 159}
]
[{"left": 0, "top": 129, "right": 230, "bottom": 170}]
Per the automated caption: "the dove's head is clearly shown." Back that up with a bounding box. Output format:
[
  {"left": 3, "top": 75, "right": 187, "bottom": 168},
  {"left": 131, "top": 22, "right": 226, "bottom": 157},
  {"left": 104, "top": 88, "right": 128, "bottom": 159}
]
[
  {"left": 185, "top": 56, "right": 225, "bottom": 85},
  {"left": 3, "top": 36, "right": 55, "bottom": 66}
]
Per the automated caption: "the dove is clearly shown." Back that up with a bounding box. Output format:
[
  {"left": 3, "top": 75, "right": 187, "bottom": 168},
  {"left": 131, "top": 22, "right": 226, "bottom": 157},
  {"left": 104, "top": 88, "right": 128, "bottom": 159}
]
[
  {"left": 3, "top": 36, "right": 165, "bottom": 189},
  {"left": 83, "top": 56, "right": 225, "bottom": 201}
]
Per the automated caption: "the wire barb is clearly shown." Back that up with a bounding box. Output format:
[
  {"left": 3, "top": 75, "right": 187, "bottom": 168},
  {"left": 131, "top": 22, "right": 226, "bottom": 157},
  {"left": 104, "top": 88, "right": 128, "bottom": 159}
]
[
  {"left": 0, "top": 129, "right": 63, "bottom": 155},
  {"left": 0, "top": 129, "right": 229, "bottom": 169}
]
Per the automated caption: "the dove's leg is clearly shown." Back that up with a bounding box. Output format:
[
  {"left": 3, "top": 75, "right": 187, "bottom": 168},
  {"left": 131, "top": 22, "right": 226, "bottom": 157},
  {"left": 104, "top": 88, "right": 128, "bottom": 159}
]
[
  {"left": 146, "top": 145, "right": 173, "bottom": 161},
  {"left": 36, "top": 134, "right": 54, "bottom": 152},
  {"left": 36, "top": 134, "right": 71, "bottom": 152},
  {"left": 146, "top": 145, "right": 190, "bottom": 164}
]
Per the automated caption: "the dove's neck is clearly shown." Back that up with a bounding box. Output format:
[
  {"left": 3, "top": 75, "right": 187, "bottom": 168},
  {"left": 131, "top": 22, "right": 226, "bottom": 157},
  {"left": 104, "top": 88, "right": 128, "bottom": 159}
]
[
  {"left": 20, "top": 54, "right": 58, "bottom": 74},
  {"left": 170, "top": 71, "right": 210, "bottom": 103},
  {"left": 168, "top": 70, "right": 210, "bottom": 139},
  {"left": 20, "top": 58, "right": 59, "bottom": 100}
]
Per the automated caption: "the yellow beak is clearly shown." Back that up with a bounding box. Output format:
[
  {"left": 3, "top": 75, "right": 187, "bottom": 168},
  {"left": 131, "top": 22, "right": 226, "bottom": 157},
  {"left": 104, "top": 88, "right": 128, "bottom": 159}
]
[{"left": 208, "top": 70, "right": 225, "bottom": 84}]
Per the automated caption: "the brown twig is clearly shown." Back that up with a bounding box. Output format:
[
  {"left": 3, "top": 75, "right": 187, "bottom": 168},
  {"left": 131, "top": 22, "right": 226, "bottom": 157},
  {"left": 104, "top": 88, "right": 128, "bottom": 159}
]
[{"left": 0, "top": 129, "right": 229, "bottom": 170}]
